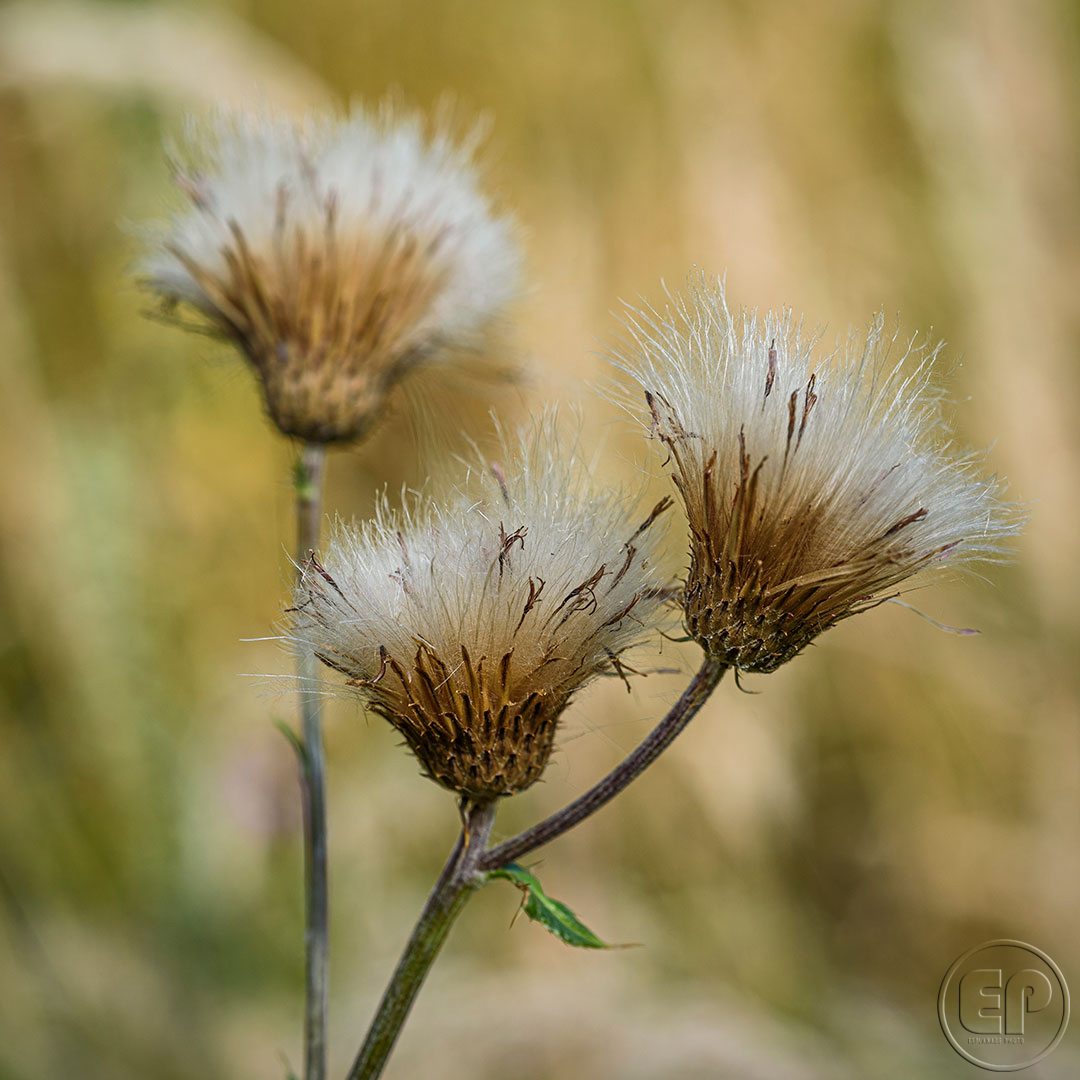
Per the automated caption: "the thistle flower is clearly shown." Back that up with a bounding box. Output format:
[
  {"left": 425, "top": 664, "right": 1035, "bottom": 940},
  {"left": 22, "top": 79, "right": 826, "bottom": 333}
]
[
  {"left": 289, "top": 420, "right": 672, "bottom": 802},
  {"left": 612, "top": 275, "right": 1020, "bottom": 675},
  {"left": 141, "top": 105, "right": 521, "bottom": 443}
]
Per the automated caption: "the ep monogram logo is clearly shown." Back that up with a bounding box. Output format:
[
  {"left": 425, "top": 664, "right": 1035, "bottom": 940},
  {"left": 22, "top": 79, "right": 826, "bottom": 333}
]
[
  {"left": 960, "top": 968, "right": 1053, "bottom": 1036},
  {"left": 939, "top": 940, "right": 1070, "bottom": 1071}
]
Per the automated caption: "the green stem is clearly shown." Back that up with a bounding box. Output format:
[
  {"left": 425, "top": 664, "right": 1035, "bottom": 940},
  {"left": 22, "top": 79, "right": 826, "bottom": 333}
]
[
  {"left": 296, "top": 442, "right": 329, "bottom": 1080},
  {"left": 345, "top": 655, "right": 726, "bottom": 1079},
  {"left": 347, "top": 802, "right": 496, "bottom": 1080}
]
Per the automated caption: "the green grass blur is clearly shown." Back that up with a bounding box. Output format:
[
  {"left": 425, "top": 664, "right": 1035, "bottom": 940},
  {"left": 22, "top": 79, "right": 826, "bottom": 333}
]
[{"left": 1, "top": 1, "right": 1078, "bottom": 1077}]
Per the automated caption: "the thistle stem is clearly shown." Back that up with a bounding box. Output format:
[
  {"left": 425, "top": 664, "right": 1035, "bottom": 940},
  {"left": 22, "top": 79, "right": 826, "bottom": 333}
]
[
  {"left": 478, "top": 655, "right": 727, "bottom": 872},
  {"left": 347, "top": 802, "right": 497, "bottom": 1080},
  {"left": 345, "top": 657, "right": 725, "bottom": 1079},
  {"left": 296, "top": 441, "right": 329, "bottom": 1080}
]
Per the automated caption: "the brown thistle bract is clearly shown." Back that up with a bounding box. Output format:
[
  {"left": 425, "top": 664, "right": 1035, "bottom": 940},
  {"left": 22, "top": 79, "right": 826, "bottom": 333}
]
[
  {"left": 168, "top": 214, "right": 450, "bottom": 441},
  {"left": 290, "top": 422, "right": 672, "bottom": 801},
  {"left": 303, "top": 558, "right": 599, "bottom": 799},
  {"left": 142, "top": 108, "right": 520, "bottom": 442},
  {"left": 654, "top": 395, "right": 947, "bottom": 672},
  {"left": 614, "top": 276, "right": 1020, "bottom": 674}
]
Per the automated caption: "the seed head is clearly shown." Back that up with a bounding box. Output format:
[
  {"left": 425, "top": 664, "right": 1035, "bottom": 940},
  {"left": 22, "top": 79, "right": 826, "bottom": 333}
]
[
  {"left": 289, "top": 419, "right": 672, "bottom": 802},
  {"left": 141, "top": 105, "right": 521, "bottom": 443},
  {"left": 612, "top": 274, "right": 1021, "bottom": 674}
]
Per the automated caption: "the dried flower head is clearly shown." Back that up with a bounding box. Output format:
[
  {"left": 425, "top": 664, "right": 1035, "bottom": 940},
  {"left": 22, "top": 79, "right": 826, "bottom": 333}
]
[
  {"left": 612, "top": 275, "right": 1020, "bottom": 675},
  {"left": 289, "top": 419, "right": 671, "bottom": 802},
  {"left": 142, "top": 105, "right": 520, "bottom": 442}
]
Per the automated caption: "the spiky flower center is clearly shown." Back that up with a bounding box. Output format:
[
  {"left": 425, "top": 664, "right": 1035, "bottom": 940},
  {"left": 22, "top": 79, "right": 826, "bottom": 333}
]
[
  {"left": 648, "top": 368, "right": 957, "bottom": 672},
  {"left": 144, "top": 109, "right": 521, "bottom": 443},
  {"left": 295, "top": 491, "right": 671, "bottom": 801},
  {"left": 612, "top": 274, "right": 1016, "bottom": 675},
  {"left": 167, "top": 202, "right": 449, "bottom": 441}
]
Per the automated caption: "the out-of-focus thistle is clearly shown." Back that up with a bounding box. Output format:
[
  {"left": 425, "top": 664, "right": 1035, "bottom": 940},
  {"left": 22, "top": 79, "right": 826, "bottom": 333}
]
[
  {"left": 612, "top": 274, "right": 1021, "bottom": 674},
  {"left": 289, "top": 419, "right": 672, "bottom": 802},
  {"left": 141, "top": 105, "right": 521, "bottom": 442},
  {"left": 137, "top": 102, "right": 522, "bottom": 1080}
]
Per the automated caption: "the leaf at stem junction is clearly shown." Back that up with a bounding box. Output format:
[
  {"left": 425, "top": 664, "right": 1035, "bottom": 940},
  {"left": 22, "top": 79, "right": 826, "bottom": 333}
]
[{"left": 486, "top": 863, "right": 621, "bottom": 949}]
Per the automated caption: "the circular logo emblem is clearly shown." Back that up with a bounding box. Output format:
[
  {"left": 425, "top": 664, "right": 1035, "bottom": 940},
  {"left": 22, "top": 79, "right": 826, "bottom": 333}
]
[{"left": 938, "top": 939, "right": 1069, "bottom": 1071}]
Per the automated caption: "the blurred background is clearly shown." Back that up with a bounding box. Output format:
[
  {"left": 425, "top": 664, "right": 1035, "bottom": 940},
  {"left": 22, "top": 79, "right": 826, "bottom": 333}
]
[{"left": 1, "top": 1, "right": 1078, "bottom": 1077}]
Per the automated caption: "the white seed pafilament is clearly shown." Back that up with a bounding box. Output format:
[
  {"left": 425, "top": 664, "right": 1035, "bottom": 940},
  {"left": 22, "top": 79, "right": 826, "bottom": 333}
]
[
  {"left": 611, "top": 274, "right": 1022, "bottom": 674},
  {"left": 289, "top": 418, "right": 673, "bottom": 801},
  {"left": 141, "top": 104, "right": 521, "bottom": 442}
]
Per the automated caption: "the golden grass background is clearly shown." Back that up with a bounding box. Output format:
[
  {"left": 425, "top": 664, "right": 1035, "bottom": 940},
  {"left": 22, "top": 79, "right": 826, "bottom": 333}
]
[{"left": 1, "top": 1, "right": 1078, "bottom": 1077}]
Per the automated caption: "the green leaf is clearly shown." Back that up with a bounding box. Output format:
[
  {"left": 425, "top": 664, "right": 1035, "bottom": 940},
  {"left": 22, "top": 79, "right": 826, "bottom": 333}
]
[
  {"left": 274, "top": 719, "right": 308, "bottom": 770},
  {"left": 486, "top": 863, "right": 615, "bottom": 949}
]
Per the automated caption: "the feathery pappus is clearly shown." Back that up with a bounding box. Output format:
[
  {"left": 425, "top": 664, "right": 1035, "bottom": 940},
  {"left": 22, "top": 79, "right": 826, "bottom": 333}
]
[
  {"left": 611, "top": 274, "right": 1021, "bottom": 674},
  {"left": 289, "top": 418, "right": 673, "bottom": 802},
  {"left": 141, "top": 104, "right": 521, "bottom": 443}
]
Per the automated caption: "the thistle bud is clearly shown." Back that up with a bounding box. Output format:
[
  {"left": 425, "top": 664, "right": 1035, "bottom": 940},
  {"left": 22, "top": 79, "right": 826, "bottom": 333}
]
[
  {"left": 613, "top": 275, "right": 1021, "bottom": 674},
  {"left": 141, "top": 106, "right": 520, "bottom": 443},
  {"left": 289, "top": 419, "right": 671, "bottom": 802}
]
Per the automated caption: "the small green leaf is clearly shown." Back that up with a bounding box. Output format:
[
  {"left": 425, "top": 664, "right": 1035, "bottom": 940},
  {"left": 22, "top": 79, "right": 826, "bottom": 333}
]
[
  {"left": 274, "top": 719, "right": 308, "bottom": 769},
  {"left": 487, "top": 863, "right": 614, "bottom": 949}
]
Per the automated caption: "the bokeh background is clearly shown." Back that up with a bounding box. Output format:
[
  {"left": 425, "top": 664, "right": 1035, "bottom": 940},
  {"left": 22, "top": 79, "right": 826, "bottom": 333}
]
[{"left": 2, "top": 1, "right": 1079, "bottom": 1077}]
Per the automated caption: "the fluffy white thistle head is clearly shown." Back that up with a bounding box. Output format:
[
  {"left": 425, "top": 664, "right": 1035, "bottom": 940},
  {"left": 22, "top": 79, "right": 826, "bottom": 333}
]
[
  {"left": 611, "top": 274, "right": 1021, "bottom": 674},
  {"left": 141, "top": 104, "right": 521, "bottom": 442},
  {"left": 289, "top": 417, "right": 672, "bottom": 802}
]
